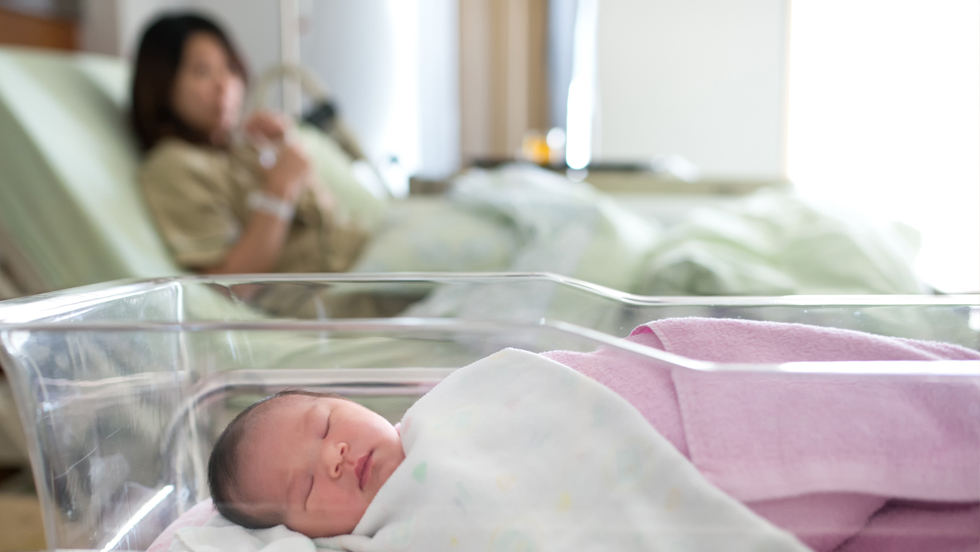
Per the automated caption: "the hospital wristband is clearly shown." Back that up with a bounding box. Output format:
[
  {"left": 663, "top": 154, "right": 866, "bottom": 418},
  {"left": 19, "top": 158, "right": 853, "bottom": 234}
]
[{"left": 248, "top": 191, "right": 296, "bottom": 221}]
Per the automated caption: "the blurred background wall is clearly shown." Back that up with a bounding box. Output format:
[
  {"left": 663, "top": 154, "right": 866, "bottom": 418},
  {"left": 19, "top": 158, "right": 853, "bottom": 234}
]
[{"left": 597, "top": 0, "right": 788, "bottom": 179}]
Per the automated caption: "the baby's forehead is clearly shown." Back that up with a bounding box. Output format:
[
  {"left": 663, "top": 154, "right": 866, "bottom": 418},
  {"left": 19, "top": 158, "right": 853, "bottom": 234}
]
[
  {"left": 245, "top": 393, "right": 341, "bottom": 435},
  {"left": 260, "top": 393, "right": 333, "bottom": 414}
]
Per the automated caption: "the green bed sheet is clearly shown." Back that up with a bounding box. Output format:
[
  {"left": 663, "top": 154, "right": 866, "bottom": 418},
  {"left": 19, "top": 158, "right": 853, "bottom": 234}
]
[{"left": 0, "top": 47, "right": 182, "bottom": 290}]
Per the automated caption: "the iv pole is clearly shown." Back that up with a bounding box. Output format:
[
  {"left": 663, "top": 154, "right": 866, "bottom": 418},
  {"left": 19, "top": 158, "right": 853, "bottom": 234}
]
[{"left": 279, "top": 0, "right": 302, "bottom": 118}]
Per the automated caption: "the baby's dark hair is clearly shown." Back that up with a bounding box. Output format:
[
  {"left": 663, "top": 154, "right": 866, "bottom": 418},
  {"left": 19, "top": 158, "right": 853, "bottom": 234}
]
[{"left": 207, "top": 390, "right": 346, "bottom": 528}]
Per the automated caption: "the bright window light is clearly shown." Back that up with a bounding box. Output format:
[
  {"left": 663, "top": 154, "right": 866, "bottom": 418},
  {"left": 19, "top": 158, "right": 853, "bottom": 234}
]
[
  {"left": 566, "top": 0, "right": 599, "bottom": 170},
  {"left": 383, "top": 0, "right": 420, "bottom": 197},
  {"left": 787, "top": 0, "right": 980, "bottom": 292}
]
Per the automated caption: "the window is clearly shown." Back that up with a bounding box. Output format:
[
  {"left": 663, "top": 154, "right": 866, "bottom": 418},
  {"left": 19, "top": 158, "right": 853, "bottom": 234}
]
[{"left": 787, "top": 0, "right": 980, "bottom": 292}]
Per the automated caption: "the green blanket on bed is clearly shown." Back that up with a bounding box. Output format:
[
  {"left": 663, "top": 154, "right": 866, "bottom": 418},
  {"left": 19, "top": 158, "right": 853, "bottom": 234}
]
[{"left": 637, "top": 191, "right": 925, "bottom": 295}]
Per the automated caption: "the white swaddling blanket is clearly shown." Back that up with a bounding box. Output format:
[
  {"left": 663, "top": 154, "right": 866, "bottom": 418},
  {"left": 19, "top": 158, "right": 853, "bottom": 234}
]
[{"left": 173, "top": 349, "right": 808, "bottom": 552}]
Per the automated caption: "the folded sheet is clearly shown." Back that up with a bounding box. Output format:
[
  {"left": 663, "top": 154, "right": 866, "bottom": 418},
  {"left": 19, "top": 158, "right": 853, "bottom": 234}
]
[
  {"left": 543, "top": 317, "right": 980, "bottom": 551},
  {"left": 173, "top": 348, "right": 808, "bottom": 552}
]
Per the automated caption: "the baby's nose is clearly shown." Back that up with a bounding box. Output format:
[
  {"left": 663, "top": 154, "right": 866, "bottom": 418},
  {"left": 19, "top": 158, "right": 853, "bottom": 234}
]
[{"left": 325, "top": 441, "right": 349, "bottom": 479}]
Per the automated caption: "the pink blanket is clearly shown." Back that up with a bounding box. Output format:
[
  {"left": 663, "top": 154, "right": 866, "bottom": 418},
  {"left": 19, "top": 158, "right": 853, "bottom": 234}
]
[{"left": 543, "top": 317, "right": 980, "bottom": 552}]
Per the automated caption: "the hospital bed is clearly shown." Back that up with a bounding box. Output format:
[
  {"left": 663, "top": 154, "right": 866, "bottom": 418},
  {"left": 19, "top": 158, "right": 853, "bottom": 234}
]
[
  {"left": 0, "top": 273, "right": 977, "bottom": 550},
  {"left": 0, "top": 46, "right": 929, "bottom": 302}
]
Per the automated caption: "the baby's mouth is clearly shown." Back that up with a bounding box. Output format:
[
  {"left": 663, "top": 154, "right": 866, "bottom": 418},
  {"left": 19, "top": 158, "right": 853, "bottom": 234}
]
[{"left": 355, "top": 451, "right": 373, "bottom": 491}]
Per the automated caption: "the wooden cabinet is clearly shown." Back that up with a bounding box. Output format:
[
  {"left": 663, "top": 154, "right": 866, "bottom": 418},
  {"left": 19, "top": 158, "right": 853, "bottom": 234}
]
[{"left": 0, "top": 6, "right": 77, "bottom": 50}]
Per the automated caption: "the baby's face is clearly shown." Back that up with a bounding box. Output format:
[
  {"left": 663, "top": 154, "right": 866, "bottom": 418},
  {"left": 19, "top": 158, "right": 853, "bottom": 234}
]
[{"left": 233, "top": 395, "right": 404, "bottom": 538}]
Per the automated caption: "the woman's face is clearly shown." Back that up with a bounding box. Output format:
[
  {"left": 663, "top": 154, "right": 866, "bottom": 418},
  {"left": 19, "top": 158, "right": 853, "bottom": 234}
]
[{"left": 170, "top": 32, "right": 244, "bottom": 141}]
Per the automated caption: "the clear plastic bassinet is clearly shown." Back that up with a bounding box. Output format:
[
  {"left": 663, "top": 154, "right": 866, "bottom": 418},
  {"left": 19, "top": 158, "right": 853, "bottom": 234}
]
[{"left": 0, "top": 273, "right": 976, "bottom": 551}]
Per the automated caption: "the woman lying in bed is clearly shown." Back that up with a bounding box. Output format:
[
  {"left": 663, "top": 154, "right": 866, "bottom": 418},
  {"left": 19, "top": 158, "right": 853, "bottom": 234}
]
[
  {"left": 160, "top": 318, "right": 979, "bottom": 552},
  {"left": 132, "top": 14, "right": 366, "bottom": 279}
]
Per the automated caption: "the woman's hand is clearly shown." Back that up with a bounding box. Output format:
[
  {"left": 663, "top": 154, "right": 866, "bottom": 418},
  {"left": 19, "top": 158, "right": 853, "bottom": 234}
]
[
  {"left": 244, "top": 110, "right": 290, "bottom": 142},
  {"left": 203, "top": 140, "right": 309, "bottom": 276},
  {"left": 263, "top": 141, "right": 311, "bottom": 202}
]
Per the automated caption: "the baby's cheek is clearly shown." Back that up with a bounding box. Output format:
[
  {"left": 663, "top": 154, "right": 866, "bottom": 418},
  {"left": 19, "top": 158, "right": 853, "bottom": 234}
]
[{"left": 305, "top": 495, "right": 368, "bottom": 537}]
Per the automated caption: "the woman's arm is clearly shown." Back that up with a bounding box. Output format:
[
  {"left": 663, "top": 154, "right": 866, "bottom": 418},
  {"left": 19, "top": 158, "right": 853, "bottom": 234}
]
[{"left": 201, "top": 141, "right": 311, "bottom": 274}]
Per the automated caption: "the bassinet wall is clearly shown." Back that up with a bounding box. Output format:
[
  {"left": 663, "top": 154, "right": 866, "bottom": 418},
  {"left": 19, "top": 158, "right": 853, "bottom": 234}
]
[{"left": 0, "top": 274, "right": 976, "bottom": 550}]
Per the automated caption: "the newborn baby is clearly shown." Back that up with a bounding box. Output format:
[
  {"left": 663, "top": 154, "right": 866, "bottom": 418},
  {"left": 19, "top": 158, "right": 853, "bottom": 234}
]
[{"left": 207, "top": 390, "right": 404, "bottom": 539}]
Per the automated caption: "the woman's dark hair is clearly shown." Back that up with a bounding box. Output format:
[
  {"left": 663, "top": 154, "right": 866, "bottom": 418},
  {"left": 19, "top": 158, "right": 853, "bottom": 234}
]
[
  {"left": 208, "top": 390, "right": 347, "bottom": 529},
  {"left": 130, "top": 13, "right": 248, "bottom": 151}
]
